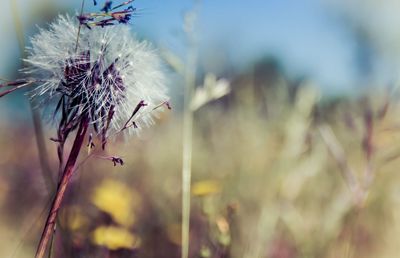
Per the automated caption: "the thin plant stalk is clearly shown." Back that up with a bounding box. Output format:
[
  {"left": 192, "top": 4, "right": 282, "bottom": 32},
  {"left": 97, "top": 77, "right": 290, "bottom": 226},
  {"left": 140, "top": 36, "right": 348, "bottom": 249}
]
[
  {"left": 50, "top": 0, "right": 86, "bottom": 253},
  {"left": 181, "top": 75, "right": 194, "bottom": 258},
  {"left": 75, "top": 0, "right": 86, "bottom": 52},
  {"left": 181, "top": 9, "right": 198, "bottom": 258},
  {"left": 54, "top": 0, "right": 86, "bottom": 182},
  {"left": 10, "top": 0, "right": 55, "bottom": 193},
  {"left": 35, "top": 118, "right": 89, "bottom": 258}
]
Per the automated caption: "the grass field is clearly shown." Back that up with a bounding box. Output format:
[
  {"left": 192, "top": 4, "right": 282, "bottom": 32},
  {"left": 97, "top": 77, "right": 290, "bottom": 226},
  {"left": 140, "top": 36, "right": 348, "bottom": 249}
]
[{"left": 1, "top": 66, "right": 400, "bottom": 257}]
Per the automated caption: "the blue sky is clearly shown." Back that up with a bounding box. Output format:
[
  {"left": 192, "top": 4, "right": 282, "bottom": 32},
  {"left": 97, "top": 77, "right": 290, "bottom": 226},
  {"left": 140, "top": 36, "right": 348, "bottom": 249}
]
[
  {"left": 58, "top": 0, "right": 359, "bottom": 92},
  {"left": 0, "top": 0, "right": 369, "bottom": 95}
]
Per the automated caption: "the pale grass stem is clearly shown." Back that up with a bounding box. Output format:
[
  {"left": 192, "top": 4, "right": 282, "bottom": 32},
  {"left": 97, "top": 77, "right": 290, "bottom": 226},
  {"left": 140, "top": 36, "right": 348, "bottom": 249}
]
[
  {"left": 181, "top": 63, "right": 195, "bottom": 258},
  {"left": 318, "top": 125, "right": 358, "bottom": 193},
  {"left": 75, "top": 0, "right": 86, "bottom": 52},
  {"left": 10, "top": 0, "right": 55, "bottom": 193},
  {"left": 319, "top": 124, "right": 374, "bottom": 206},
  {"left": 181, "top": 5, "right": 199, "bottom": 258}
]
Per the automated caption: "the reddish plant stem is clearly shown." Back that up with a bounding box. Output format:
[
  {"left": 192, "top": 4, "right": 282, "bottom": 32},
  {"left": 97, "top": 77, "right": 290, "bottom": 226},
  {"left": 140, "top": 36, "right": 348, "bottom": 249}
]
[
  {"left": 0, "top": 81, "right": 33, "bottom": 97},
  {"left": 35, "top": 117, "right": 89, "bottom": 258}
]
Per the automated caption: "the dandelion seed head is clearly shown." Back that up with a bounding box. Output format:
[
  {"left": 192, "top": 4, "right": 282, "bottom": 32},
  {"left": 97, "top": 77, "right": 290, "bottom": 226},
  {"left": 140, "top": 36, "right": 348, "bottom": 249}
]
[{"left": 26, "top": 15, "right": 168, "bottom": 138}]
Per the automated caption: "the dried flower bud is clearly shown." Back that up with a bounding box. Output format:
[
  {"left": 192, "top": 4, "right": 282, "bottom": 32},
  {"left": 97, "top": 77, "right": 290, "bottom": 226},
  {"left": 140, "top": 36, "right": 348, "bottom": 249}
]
[
  {"left": 78, "top": 0, "right": 136, "bottom": 29},
  {"left": 101, "top": 1, "right": 113, "bottom": 12}
]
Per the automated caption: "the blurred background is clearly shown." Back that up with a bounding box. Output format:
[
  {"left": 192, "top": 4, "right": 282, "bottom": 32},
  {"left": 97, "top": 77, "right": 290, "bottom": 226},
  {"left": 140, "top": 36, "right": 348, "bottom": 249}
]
[{"left": 2, "top": 0, "right": 400, "bottom": 257}]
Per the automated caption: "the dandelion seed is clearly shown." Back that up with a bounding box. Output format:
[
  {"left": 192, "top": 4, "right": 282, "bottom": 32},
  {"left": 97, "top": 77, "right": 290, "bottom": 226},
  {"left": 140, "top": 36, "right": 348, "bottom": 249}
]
[{"left": 25, "top": 15, "right": 168, "bottom": 145}]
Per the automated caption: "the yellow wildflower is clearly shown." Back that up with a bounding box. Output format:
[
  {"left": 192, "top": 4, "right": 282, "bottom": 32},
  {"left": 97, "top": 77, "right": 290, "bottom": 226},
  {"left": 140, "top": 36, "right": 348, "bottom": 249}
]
[
  {"left": 192, "top": 180, "right": 221, "bottom": 196},
  {"left": 91, "top": 179, "right": 141, "bottom": 227},
  {"left": 91, "top": 226, "right": 141, "bottom": 250}
]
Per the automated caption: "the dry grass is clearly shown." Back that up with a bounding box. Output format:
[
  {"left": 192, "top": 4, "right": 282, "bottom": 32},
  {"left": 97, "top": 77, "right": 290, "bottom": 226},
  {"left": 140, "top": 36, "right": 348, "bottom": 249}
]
[{"left": 1, "top": 70, "right": 400, "bottom": 258}]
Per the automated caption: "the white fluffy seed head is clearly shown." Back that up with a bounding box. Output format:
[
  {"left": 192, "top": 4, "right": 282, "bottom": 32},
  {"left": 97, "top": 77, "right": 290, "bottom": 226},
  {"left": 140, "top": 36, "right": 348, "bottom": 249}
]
[{"left": 26, "top": 15, "right": 168, "bottom": 135}]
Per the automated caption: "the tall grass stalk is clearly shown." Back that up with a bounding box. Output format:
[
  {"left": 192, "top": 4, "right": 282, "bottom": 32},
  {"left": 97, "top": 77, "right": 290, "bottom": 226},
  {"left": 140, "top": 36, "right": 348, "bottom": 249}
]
[
  {"left": 181, "top": 34, "right": 197, "bottom": 258},
  {"left": 10, "top": 0, "right": 55, "bottom": 193},
  {"left": 181, "top": 5, "right": 199, "bottom": 258}
]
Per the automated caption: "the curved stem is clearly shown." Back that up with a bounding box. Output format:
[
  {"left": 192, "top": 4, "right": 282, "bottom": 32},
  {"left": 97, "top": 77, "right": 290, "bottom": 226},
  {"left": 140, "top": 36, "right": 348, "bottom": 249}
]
[{"left": 35, "top": 118, "right": 89, "bottom": 258}]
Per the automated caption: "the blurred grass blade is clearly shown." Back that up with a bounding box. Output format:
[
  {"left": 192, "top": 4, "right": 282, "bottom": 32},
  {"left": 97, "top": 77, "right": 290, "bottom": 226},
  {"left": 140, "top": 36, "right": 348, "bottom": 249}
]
[
  {"left": 10, "top": 0, "right": 55, "bottom": 193},
  {"left": 319, "top": 125, "right": 358, "bottom": 195},
  {"left": 181, "top": 5, "right": 199, "bottom": 258}
]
